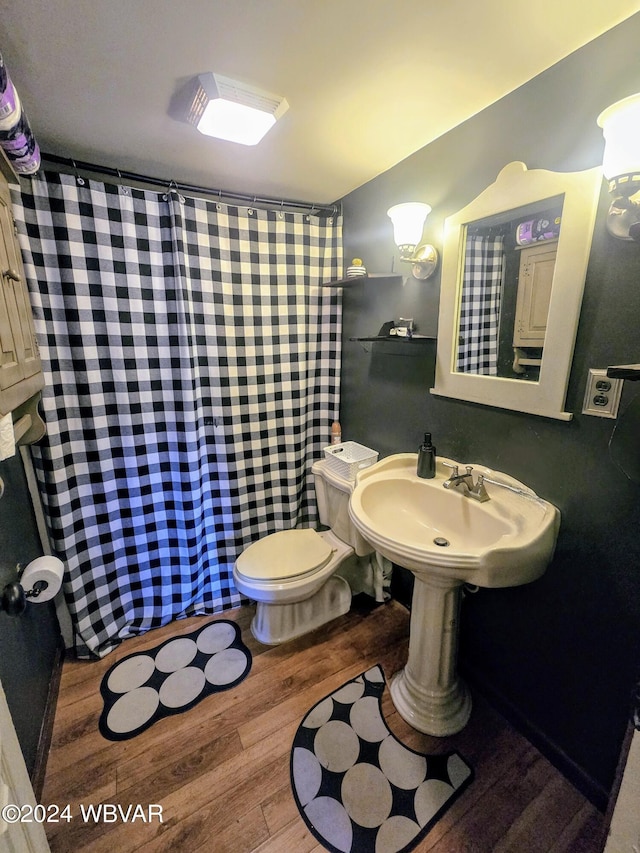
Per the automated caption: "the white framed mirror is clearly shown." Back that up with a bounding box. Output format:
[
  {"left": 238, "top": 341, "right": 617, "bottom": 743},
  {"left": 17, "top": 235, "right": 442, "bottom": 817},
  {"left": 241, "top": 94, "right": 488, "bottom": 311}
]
[{"left": 431, "top": 162, "right": 602, "bottom": 420}]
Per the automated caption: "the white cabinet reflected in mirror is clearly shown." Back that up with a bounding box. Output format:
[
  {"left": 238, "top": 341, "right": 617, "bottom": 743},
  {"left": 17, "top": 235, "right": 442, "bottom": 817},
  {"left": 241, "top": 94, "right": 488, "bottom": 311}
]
[{"left": 432, "top": 162, "right": 602, "bottom": 420}]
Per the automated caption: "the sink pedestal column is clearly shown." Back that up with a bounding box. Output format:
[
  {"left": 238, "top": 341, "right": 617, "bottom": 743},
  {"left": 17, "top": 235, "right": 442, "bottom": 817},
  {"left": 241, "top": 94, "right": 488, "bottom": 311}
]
[{"left": 390, "top": 573, "right": 471, "bottom": 736}]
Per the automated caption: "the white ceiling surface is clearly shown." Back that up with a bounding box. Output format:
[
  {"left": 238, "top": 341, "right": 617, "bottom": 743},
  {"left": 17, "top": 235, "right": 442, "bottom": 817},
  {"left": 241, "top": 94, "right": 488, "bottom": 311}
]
[{"left": 2, "top": 1, "right": 640, "bottom": 204}]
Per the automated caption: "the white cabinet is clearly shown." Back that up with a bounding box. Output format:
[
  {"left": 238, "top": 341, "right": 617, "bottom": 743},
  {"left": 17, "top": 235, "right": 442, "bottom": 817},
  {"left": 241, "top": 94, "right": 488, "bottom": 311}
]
[
  {"left": 0, "top": 171, "right": 44, "bottom": 418},
  {"left": 512, "top": 240, "right": 557, "bottom": 373}
]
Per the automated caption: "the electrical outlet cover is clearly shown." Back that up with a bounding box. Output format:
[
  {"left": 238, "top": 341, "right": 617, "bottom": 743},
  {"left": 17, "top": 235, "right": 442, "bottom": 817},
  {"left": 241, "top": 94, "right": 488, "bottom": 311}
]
[{"left": 582, "top": 368, "right": 623, "bottom": 418}]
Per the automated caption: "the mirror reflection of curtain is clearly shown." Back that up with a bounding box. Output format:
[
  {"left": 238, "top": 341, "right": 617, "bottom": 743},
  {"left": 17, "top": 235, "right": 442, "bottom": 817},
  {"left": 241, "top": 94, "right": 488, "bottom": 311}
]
[{"left": 457, "top": 234, "right": 505, "bottom": 375}]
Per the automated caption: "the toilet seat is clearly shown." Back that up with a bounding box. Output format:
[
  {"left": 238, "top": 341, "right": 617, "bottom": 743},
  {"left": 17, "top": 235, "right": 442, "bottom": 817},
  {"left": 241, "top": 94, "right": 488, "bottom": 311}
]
[{"left": 235, "top": 528, "right": 335, "bottom": 582}]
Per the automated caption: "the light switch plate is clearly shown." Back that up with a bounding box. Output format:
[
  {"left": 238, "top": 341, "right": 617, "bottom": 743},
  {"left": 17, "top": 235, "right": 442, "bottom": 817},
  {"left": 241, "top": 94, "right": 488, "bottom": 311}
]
[{"left": 582, "top": 368, "right": 623, "bottom": 418}]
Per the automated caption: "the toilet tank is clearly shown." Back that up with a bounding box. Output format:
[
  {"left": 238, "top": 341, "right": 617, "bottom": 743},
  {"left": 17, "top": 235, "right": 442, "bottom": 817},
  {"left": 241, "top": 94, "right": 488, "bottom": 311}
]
[{"left": 312, "top": 460, "right": 373, "bottom": 557}]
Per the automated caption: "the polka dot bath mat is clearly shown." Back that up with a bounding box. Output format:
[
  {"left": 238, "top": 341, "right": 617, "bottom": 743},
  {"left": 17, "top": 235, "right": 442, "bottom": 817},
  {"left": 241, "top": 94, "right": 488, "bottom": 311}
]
[
  {"left": 290, "top": 665, "right": 473, "bottom": 853},
  {"left": 98, "top": 620, "right": 251, "bottom": 741}
]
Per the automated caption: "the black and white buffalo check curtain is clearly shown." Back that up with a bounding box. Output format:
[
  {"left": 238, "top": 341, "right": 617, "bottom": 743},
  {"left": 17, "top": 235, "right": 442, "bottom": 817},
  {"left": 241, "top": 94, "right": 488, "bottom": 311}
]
[
  {"left": 12, "top": 171, "right": 342, "bottom": 658},
  {"left": 456, "top": 234, "right": 504, "bottom": 375}
]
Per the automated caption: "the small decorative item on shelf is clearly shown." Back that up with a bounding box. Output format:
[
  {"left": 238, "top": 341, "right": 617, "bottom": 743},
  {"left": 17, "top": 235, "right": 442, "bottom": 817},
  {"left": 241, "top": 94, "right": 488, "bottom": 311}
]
[
  {"left": 515, "top": 214, "right": 561, "bottom": 246},
  {"left": 346, "top": 258, "right": 367, "bottom": 278}
]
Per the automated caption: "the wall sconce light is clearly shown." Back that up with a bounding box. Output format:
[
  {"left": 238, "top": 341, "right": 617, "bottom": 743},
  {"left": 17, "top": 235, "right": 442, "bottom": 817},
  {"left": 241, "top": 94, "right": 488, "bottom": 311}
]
[
  {"left": 387, "top": 203, "right": 439, "bottom": 279},
  {"left": 597, "top": 93, "right": 640, "bottom": 240},
  {"left": 184, "top": 73, "right": 289, "bottom": 146}
]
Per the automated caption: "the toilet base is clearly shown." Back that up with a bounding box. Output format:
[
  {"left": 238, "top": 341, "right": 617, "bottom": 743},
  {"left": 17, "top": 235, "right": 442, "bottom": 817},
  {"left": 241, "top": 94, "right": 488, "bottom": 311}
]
[{"left": 251, "top": 575, "right": 352, "bottom": 645}]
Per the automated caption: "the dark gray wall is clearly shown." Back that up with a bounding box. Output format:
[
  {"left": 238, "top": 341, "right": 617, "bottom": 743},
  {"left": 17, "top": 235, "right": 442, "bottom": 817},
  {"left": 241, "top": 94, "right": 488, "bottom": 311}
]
[
  {"left": 338, "top": 14, "right": 640, "bottom": 807},
  {"left": 0, "top": 452, "right": 61, "bottom": 780}
]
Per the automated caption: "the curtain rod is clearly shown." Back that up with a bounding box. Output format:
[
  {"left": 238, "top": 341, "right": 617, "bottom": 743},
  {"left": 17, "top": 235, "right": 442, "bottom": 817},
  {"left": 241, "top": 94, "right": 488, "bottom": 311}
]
[{"left": 39, "top": 153, "right": 341, "bottom": 216}]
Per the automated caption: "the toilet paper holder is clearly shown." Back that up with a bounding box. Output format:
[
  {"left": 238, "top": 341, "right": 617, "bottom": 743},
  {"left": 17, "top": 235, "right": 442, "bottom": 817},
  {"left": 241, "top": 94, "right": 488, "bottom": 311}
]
[
  {"left": 1, "top": 579, "right": 49, "bottom": 616},
  {"left": 0, "top": 556, "right": 64, "bottom": 616}
]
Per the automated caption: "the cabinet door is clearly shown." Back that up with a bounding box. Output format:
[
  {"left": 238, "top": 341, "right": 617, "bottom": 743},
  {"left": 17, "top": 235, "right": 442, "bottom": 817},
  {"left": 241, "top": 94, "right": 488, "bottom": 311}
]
[
  {"left": 513, "top": 242, "right": 557, "bottom": 347},
  {"left": 0, "top": 176, "right": 43, "bottom": 414}
]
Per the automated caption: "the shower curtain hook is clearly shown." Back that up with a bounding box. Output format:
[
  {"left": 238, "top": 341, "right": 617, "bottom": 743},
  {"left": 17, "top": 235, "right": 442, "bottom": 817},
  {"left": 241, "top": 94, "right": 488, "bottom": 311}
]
[
  {"left": 116, "top": 168, "right": 130, "bottom": 195},
  {"left": 72, "top": 160, "right": 85, "bottom": 186},
  {"left": 163, "top": 180, "right": 185, "bottom": 203}
]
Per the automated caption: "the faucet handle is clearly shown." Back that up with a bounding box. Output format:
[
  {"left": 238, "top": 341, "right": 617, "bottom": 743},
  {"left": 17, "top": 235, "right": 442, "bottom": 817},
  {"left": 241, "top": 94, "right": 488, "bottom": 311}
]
[
  {"left": 470, "top": 473, "right": 490, "bottom": 501},
  {"left": 450, "top": 465, "right": 459, "bottom": 477}
]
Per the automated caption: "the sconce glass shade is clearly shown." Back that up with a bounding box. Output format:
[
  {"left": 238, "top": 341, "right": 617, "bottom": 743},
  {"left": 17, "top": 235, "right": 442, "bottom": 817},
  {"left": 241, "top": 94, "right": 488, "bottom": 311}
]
[
  {"left": 598, "top": 93, "right": 640, "bottom": 240},
  {"left": 387, "top": 203, "right": 432, "bottom": 253},
  {"left": 597, "top": 93, "right": 640, "bottom": 181}
]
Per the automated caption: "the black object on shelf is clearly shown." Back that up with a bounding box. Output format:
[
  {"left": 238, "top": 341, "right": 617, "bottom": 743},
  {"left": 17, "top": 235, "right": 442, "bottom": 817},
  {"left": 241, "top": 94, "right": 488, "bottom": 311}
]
[{"left": 607, "top": 364, "right": 640, "bottom": 381}]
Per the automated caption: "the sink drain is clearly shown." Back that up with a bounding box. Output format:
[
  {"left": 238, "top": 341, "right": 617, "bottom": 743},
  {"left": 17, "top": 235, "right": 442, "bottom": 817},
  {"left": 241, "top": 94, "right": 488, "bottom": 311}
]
[{"left": 433, "top": 537, "right": 450, "bottom": 547}]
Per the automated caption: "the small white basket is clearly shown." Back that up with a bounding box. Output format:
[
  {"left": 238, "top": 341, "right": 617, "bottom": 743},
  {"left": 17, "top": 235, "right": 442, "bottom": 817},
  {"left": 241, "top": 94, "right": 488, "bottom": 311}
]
[{"left": 323, "top": 441, "right": 379, "bottom": 481}]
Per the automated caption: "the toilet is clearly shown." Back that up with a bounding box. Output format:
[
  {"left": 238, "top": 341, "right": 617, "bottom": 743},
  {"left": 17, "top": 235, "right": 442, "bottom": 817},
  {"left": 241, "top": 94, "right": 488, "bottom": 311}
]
[{"left": 233, "top": 458, "right": 376, "bottom": 644}]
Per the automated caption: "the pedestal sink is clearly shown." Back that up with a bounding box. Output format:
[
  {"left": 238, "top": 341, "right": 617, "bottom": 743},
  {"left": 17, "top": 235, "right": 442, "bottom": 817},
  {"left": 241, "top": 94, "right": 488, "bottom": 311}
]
[{"left": 348, "top": 453, "right": 560, "bottom": 736}]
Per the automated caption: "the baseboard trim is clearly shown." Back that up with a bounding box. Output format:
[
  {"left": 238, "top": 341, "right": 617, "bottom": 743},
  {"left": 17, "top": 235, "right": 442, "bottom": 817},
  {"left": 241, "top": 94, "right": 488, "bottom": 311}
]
[
  {"left": 31, "top": 635, "right": 65, "bottom": 800},
  {"left": 461, "top": 662, "right": 610, "bottom": 812}
]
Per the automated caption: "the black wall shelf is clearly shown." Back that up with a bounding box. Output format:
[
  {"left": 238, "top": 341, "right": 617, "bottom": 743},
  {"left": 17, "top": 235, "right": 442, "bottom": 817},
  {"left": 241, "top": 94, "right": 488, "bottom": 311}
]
[
  {"left": 607, "top": 364, "right": 640, "bottom": 381},
  {"left": 349, "top": 334, "right": 436, "bottom": 343},
  {"left": 321, "top": 277, "right": 362, "bottom": 287},
  {"left": 321, "top": 274, "right": 403, "bottom": 287}
]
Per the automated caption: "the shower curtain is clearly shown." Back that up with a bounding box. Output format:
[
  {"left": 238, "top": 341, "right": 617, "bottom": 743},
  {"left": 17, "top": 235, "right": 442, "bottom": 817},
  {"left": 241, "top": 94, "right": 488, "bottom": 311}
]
[
  {"left": 456, "top": 233, "right": 505, "bottom": 375},
  {"left": 11, "top": 172, "right": 342, "bottom": 657}
]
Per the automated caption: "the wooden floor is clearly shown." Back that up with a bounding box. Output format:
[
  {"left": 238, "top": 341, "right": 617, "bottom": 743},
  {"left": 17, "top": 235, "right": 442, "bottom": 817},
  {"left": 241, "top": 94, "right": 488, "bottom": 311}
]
[{"left": 42, "top": 599, "right": 606, "bottom": 852}]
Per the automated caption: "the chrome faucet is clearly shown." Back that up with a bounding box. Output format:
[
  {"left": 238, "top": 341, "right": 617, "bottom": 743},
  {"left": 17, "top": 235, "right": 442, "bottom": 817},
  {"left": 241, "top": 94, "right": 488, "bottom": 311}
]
[{"left": 443, "top": 465, "right": 490, "bottom": 502}]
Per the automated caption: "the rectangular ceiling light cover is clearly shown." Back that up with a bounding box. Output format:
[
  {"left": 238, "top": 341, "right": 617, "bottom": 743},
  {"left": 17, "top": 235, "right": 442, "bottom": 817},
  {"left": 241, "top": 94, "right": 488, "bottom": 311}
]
[{"left": 186, "top": 73, "right": 289, "bottom": 146}]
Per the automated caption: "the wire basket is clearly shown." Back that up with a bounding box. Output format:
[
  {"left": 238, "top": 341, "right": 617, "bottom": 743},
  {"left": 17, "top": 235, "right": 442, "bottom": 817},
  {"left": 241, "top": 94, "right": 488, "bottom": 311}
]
[{"left": 323, "top": 441, "right": 379, "bottom": 481}]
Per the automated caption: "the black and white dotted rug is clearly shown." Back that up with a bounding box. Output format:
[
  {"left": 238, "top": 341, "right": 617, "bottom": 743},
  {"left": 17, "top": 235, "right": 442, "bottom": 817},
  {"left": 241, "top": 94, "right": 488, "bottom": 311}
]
[
  {"left": 291, "top": 665, "right": 473, "bottom": 853},
  {"left": 98, "top": 620, "right": 251, "bottom": 741}
]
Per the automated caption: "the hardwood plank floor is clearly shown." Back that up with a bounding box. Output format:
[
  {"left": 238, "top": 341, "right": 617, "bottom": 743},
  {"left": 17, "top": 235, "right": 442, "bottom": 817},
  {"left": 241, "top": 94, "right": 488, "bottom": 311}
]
[{"left": 42, "top": 599, "right": 606, "bottom": 852}]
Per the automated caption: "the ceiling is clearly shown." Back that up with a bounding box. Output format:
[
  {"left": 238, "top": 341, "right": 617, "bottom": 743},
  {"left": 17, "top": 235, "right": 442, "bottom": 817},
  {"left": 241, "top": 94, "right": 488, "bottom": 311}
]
[{"left": 2, "top": 1, "right": 640, "bottom": 204}]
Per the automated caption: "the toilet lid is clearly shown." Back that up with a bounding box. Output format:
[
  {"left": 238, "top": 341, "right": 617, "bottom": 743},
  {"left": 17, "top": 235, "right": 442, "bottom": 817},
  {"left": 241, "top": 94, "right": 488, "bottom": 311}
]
[{"left": 235, "top": 529, "right": 334, "bottom": 581}]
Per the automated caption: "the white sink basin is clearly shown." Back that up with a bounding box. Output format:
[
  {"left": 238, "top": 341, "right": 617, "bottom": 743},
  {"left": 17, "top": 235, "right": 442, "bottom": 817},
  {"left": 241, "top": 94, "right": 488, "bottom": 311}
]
[
  {"left": 348, "top": 452, "right": 560, "bottom": 736},
  {"left": 349, "top": 453, "right": 559, "bottom": 587}
]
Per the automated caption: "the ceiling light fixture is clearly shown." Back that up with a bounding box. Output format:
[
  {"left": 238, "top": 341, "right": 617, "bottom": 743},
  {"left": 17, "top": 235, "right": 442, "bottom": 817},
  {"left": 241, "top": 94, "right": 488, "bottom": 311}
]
[
  {"left": 185, "top": 73, "right": 289, "bottom": 146},
  {"left": 597, "top": 93, "right": 640, "bottom": 241},
  {"left": 387, "top": 202, "right": 439, "bottom": 279}
]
